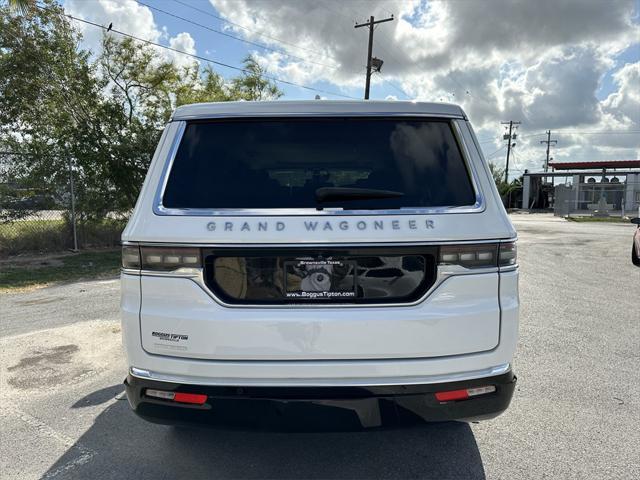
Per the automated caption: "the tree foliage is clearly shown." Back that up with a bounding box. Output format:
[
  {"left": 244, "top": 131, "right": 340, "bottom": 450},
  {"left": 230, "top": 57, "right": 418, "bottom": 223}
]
[
  {"left": 1, "top": 0, "right": 106, "bottom": 216},
  {"left": 0, "top": 1, "right": 282, "bottom": 219},
  {"left": 7, "top": 0, "right": 34, "bottom": 15},
  {"left": 230, "top": 55, "right": 283, "bottom": 101},
  {"left": 488, "top": 161, "right": 522, "bottom": 199}
]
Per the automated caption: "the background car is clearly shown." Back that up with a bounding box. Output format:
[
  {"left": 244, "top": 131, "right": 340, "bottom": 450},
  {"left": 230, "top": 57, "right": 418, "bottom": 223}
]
[{"left": 632, "top": 217, "right": 640, "bottom": 266}]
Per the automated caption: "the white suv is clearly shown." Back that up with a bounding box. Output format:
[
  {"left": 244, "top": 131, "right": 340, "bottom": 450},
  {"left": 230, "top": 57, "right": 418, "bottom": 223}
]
[{"left": 121, "top": 101, "right": 519, "bottom": 429}]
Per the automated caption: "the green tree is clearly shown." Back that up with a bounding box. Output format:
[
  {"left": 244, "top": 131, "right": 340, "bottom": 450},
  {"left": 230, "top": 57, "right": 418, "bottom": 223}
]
[
  {"left": 488, "top": 161, "right": 522, "bottom": 207},
  {"left": 94, "top": 37, "right": 282, "bottom": 215},
  {"left": 488, "top": 162, "right": 506, "bottom": 189},
  {"left": 1, "top": 3, "right": 282, "bottom": 220},
  {"left": 230, "top": 55, "right": 283, "bottom": 101},
  {"left": 0, "top": 0, "right": 108, "bottom": 217}
]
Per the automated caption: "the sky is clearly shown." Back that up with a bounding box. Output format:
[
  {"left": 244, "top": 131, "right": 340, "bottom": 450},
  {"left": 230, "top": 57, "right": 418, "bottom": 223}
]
[{"left": 62, "top": 0, "right": 640, "bottom": 179}]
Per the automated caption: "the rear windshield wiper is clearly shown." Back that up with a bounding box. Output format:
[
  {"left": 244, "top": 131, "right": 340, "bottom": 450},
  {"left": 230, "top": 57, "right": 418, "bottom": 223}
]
[{"left": 315, "top": 187, "right": 405, "bottom": 203}]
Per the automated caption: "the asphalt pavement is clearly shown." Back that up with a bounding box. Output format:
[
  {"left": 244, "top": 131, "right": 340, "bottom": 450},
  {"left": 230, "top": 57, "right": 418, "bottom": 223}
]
[{"left": 1, "top": 214, "right": 638, "bottom": 479}]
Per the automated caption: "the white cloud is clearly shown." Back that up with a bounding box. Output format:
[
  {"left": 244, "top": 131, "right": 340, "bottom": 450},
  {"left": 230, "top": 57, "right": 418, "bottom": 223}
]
[
  {"left": 168, "top": 32, "right": 198, "bottom": 70},
  {"left": 65, "top": 0, "right": 160, "bottom": 54},
  {"left": 65, "top": 0, "right": 197, "bottom": 69},
  {"left": 602, "top": 62, "right": 640, "bottom": 130}
]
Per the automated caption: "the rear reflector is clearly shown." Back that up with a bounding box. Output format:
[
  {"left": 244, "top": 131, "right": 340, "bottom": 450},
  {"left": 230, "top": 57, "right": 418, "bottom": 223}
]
[
  {"left": 435, "top": 389, "right": 469, "bottom": 401},
  {"left": 146, "top": 389, "right": 207, "bottom": 405},
  {"left": 173, "top": 392, "right": 208, "bottom": 404},
  {"left": 435, "top": 385, "right": 496, "bottom": 402}
]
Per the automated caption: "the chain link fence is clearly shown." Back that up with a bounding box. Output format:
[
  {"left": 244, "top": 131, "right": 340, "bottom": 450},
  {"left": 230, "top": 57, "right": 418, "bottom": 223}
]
[
  {"left": 0, "top": 153, "right": 127, "bottom": 257},
  {"left": 554, "top": 181, "right": 640, "bottom": 218}
]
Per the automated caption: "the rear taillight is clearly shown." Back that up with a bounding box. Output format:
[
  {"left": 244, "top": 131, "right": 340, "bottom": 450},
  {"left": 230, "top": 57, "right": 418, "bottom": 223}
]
[
  {"left": 439, "top": 244, "right": 498, "bottom": 268},
  {"left": 121, "top": 246, "right": 201, "bottom": 271},
  {"left": 121, "top": 245, "right": 141, "bottom": 269},
  {"left": 141, "top": 247, "right": 201, "bottom": 271},
  {"left": 439, "top": 241, "right": 517, "bottom": 269},
  {"left": 498, "top": 241, "right": 517, "bottom": 266}
]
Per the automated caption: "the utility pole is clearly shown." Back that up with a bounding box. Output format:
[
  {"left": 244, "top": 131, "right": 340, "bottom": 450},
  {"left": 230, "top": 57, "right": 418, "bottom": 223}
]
[
  {"left": 540, "top": 130, "right": 557, "bottom": 173},
  {"left": 354, "top": 15, "right": 394, "bottom": 100},
  {"left": 501, "top": 120, "right": 520, "bottom": 183}
]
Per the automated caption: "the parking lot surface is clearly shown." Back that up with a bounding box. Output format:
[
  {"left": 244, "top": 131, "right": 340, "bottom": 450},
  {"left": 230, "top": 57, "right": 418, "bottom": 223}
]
[{"left": 1, "top": 214, "right": 638, "bottom": 479}]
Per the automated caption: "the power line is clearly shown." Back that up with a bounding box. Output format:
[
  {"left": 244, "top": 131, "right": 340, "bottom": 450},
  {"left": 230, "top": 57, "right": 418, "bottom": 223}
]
[
  {"left": 510, "top": 149, "right": 522, "bottom": 173},
  {"left": 518, "top": 130, "right": 640, "bottom": 140},
  {"left": 168, "top": 0, "right": 327, "bottom": 57},
  {"left": 376, "top": 72, "right": 412, "bottom": 100},
  {"left": 478, "top": 128, "right": 640, "bottom": 146},
  {"left": 39, "top": 6, "right": 358, "bottom": 100},
  {"left": 485, "top": 144, "right": 507, "bottom": 159},
  {"left": 516, "top": 132, "right": 549, "bottom": 139},
  {"left": 553, "top": 130, "right": 640, "bottom": 135},
  {"left": 133, "top": 0, "right": 338, "bottom": 70}
]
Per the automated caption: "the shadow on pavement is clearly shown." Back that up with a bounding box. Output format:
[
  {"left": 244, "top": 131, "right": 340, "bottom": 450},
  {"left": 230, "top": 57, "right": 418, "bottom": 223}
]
[
  {"left": 71, "top": 384, "right": 124, "bottom": 408},
  {"left": 43, "top": 391, "right": 486, "bottom": 479}
]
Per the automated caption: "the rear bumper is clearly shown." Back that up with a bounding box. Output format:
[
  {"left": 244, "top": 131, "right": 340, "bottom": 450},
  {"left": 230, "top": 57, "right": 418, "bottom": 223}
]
[{"left": 124, "top": 370, "right": 517, "bottom": 430}]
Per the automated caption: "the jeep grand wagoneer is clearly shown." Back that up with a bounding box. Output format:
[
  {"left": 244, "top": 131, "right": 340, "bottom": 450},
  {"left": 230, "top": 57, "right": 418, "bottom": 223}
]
[{"left": 121, "top": 101, "right": 519, "bottom": 428}]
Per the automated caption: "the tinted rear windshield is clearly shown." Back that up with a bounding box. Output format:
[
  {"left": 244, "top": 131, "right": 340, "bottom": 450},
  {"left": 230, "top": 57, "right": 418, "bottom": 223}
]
[{"left": 163, "top": 118, "right": 476, "bottom": 210}]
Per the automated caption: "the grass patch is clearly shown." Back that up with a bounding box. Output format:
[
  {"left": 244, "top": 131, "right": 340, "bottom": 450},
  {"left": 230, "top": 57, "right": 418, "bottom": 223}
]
[
  {"left": 0, "top": 249, "right": 120, "bottom": 291},
  {"left": 0, "top": 219, "right": 70, "bottom": 256},
  {"left": 0, "top": 217, "right": 126, "bottom": 256},
  {"left": 566, "top": 216, "right": 634, "bottom": 223}
]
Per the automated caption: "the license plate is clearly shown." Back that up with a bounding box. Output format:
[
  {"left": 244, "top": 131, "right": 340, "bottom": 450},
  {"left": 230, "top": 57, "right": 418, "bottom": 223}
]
[{"left": 284, "top": 258, "right": 356, "bottom": 300}]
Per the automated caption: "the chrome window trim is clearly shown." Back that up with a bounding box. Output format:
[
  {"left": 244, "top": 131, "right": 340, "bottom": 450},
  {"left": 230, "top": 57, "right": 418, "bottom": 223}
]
[
  {"left": 152, "top": 116, "right": 485, "bottom": 217},
  {"left": 153, "top": 120, "right": 186, "bottom": 217},
  {"left": 122, "top": 238, "right": 517, "bottom": 248}
]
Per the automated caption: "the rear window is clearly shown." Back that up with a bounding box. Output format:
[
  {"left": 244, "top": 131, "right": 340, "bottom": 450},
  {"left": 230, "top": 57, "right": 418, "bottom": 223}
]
[{"left": 162, "top": 118, "right": 476, "bottom": 210}]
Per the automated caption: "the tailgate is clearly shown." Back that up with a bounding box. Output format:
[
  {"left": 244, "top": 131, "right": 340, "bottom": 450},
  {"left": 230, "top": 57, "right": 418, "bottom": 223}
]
[{"left": 139, "top": 271, "right": 500, "bottom": 361}]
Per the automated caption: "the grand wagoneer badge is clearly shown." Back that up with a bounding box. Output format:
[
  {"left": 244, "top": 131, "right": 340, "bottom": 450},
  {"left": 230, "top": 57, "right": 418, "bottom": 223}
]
[{"left": 206, "top": 219, "right": 435, "bottom": 232}]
